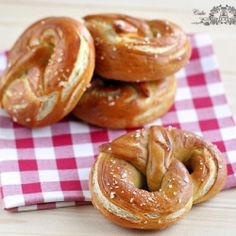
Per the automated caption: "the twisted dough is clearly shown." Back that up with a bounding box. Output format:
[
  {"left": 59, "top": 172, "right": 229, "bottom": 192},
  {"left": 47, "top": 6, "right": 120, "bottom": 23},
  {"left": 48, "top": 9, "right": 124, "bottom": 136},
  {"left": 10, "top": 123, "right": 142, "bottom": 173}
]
[
  {"left": 0, "top": 17, "right": 95, "bottom": 127},
  {"left": 90, "top": 126, "right": 227, "bottom": 229},
  {"left": 73, "top": 75, "right": 176, "bottom": 129},
  {"left": 84, "top": 13, "right": 191, "bottom": 82}
]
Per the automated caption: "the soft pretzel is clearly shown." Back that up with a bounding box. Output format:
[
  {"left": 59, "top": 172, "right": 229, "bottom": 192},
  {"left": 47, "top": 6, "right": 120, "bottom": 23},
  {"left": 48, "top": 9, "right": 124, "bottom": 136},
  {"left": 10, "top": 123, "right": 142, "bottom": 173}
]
[
  {"left": 0, "top": 17, "right": 95, "bottom": 127},
  {"left": 90, "top": 126, "right": 227, "bottom": 230},
  {"left": 84, "top": 13, "right": 191, "bottom": 82},
  {"left": 73, "top": 75, "right": 176, "bottom": 129}
]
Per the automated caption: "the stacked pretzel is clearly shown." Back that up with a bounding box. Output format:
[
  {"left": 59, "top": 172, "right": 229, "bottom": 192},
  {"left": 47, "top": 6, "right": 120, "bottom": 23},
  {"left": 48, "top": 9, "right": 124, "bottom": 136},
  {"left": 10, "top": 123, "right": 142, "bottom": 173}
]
[
  {"left": 73, "top": 14, "right": 192, "bottom": 128},
  {"left": 0, "top": 14, "right": 191, "bottom": 128}
]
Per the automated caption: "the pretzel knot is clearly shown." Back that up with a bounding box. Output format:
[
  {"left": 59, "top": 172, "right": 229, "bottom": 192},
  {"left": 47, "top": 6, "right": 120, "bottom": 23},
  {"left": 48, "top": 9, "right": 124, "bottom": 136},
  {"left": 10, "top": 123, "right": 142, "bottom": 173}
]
[
  {"left": 73, "top": 75, "right": 177, "bottom": 129},
  {"left": 0, "top": 17, "right": 95, "bottom": 127},
  {"left": 90, "top": 126, "right": 226, "bottom": 230},
  {"left": 84, "top": 14, "right": 191, "bottom": 82}
]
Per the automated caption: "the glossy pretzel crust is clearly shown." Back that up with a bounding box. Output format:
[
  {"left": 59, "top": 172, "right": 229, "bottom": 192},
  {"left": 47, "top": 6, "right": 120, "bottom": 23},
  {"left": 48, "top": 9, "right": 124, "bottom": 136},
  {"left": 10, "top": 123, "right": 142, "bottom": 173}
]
[
  {"left": 90, "top": 126, "right": 227, "bottom": 230},
  {"left": 0, "top": 17, "right": 95, "bottom": 127},
  {"left": 84, "top": 13, "right": 191, "bottom": 82},
  {"left": 73, "top": 75, "right": 176, "bottom": 129}
]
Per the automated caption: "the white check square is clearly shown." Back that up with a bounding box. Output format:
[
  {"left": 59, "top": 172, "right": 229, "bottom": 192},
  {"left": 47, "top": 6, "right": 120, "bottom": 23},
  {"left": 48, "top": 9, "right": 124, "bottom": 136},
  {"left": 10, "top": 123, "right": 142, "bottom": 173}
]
[
  {"left": 214, "top": 104, "right": 232, "bottom": 119},
  {"left": 38, "top": 170, "right": 60, "bottom": 182},
  {"left": 32, "top": 127, "right": 52, "bottom": 138},
  {"left": 4, "top": 195, "right": 25, "bottom": 209},
  {"left": 221, "top": 127, "right": 236, "bottom": 140},
  {"left": 83, "top": 191, "right": 91, "bottom": 200},
  {"left": 69, "top": 121, "right": 90, "bottom": 134},
  {"left": 73, "top": 143, "right": 94, "bottom": 157},
  {"left": 176, "top": 87, "right": 192, "bottom": 101},
  {"left": 0, "top": 172, "right": 21, "bottom": 185},
  {"left": 42, "top": 191, "right": 64, "bottom": 202},
  {"left": 227, "top": 150, "right": 236, "bottom": 164},
  {"left": 177, "top": 109, "right": 198, "bottom": 123},
  {"left": 77, "top": 168, "right": 90, "bottom": 180},
  {"left": 201, "top": 55, "right": 218, "bottom": 72},
  {"left": 195, "top": 33, "right": 212, "bottom": 47},
  {"left": 35, "top": 147, "right": 55, "bottom": 160},
  {"left": 176, "top": 68, "right": 187, "bottom": 79},
  {"left": 208, "top": 83, "right": 224, "bottom": 96},
  {"left": 0, "top": 128, "right": 15, "bottom": 140},
  {"left": 0, "top": 149, "right": 18, "bottom": 161}
]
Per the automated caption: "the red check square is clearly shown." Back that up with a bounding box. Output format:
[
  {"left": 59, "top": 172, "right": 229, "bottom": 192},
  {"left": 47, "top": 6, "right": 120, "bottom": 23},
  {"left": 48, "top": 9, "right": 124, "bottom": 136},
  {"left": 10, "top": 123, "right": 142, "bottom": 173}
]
[
  {"left": 60, "top": 181, "right": 82, "bottom": 191},
  {"left": 52, "top": 134, "right": 72, "bottom": 146},
  {"left": 199, "top": 119, "right": 219, "bottom": 131},
  {"left": 56, "top": 158, "right": 77, "bottom": 170},
  {"left": 15, "top": 138, "right": 34, "bottom": 149},
  {"left": 19, "top": 160, "right": 38, "bottom": 171},
  {"left": 90, "top": 130, "right": 109, "bottom": 143},
  {"left": 190, "top": 47, "right": 199, "bottom": 60},
  {"left": 193, "top": 97, "right": 213, "bottom": 108},
  {"left": 22, "top": 183, "right": 42, "bottom": 194},
  {"left": 188, "top": 73, "right": 206, "bottom": 86},
  {"left": 213, "top": 141, "right": 226, "bottom": 152},
  {"left": 227, "top": 164, "right": 234, "bottom": 175}
]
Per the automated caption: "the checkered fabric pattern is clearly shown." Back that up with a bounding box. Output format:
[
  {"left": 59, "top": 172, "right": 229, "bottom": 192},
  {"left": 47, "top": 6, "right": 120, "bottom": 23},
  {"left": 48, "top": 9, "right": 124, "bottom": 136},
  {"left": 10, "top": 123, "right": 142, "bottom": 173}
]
[{"left": 0, "top": 33, "right": 236, "bottom": 212}]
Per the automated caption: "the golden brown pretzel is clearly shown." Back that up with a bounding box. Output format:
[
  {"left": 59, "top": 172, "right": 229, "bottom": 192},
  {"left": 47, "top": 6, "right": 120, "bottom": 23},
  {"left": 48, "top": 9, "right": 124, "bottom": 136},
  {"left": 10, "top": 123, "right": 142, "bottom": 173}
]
[
  {"left": 90, "top": 126, "right": 227, "bottom": 230},
  {"left": 84, "top": 13, "right": 191, "bottom": 82},
  {"left": 73, "top": 75, "right": 176, "bottom": 129},
  {"left": 0, "top": 17, "right": 95, "bottom": 127}
]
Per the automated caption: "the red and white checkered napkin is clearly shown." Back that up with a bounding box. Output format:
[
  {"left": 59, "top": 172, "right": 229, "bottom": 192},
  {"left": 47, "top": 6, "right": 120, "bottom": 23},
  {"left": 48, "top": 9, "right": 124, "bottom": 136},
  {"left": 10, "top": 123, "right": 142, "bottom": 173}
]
[{"left": 0, "top": 32, "right": 236, "bottom": 212}]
